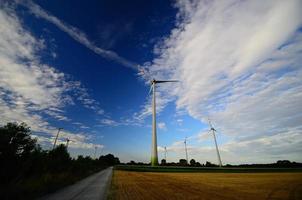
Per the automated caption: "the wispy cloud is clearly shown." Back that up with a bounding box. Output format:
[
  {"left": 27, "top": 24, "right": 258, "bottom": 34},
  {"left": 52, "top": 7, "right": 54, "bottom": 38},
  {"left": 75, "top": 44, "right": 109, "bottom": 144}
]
[
  {"left": 146, "top": 0, "right": 302, "bottom": 162},
  {"left": 0, "top": 3, "right": 102, "bottom": 150},
  {"left": 158, "top": 122, "right": 167, "bottom": 131},
  {"left": 99, "top": 118, "right": 120, "bottom": 127},
  {"left": 18, "top": 0, "right": 140, "bottom": 71}
]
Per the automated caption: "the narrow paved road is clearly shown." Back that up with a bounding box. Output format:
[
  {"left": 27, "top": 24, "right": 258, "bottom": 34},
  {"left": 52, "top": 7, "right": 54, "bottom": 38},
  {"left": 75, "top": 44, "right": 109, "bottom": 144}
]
[{"left": 39, "top": 167, "right": 113, "bottom": 200}]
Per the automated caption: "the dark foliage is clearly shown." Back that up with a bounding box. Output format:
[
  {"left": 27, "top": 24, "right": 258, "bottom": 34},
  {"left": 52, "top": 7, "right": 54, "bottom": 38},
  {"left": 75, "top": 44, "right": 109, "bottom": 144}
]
[
  {"left": 161, "top": 159, "right": 166, "bottom": 165},
  {"left": 190, "top": 159, "right": 196, "bottom": 166},
  {"left": 205, "top": 161, "right": 217, "bottom": 167},
  {"left": 0, "top": 122, "right": 120, "bottom": 200},
  {"left": 179, "top": 159, "right": 188, "bottom": 166}
]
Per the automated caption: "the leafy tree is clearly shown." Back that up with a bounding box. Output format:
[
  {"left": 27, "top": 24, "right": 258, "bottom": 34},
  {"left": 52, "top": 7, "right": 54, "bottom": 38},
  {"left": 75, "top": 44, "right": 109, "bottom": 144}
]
[
  {"left": 128, "top": 160, "right": 136, "bottom": 165},
  {"left": 179, "top": 159, "right": 187, "bottom": 166},
  {"left": 276, "top": 160, "right": 291, "bottom": 166},
  {"left": 190, "top": 159, "right": 196, "bottom": 166},
  {"left": 0, "top": 122, "right": 37, "bottom": 183},
  {"left": 161, "top": 159, "right": 166, "bottom": 165},
  {"left": 0, "top": 122, "right": 36, "bottom": 159},
  {"left": 195, "top": 162, "right": 202, "bottom": 167},
  {"left": 47, "top": 144, "right": 71, "bottom": 172},
  {"left": 205, "top": 161, "right": 217, "bottom": 167},
  {"left": 99, "top": 154, "right": 120, "bottom": 166}
]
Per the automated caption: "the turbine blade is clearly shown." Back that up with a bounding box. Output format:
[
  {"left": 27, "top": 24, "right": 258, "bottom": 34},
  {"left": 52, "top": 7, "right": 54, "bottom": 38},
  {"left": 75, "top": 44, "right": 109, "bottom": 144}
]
[
  {"left": 155, "top": 80, "right": 179, "bottom": 83},
  {"left": 208, "top": 117, "right": 213, "bottom": 128},
  {"left": 148, "top": 84, "right": 153, "bottom": 95}
]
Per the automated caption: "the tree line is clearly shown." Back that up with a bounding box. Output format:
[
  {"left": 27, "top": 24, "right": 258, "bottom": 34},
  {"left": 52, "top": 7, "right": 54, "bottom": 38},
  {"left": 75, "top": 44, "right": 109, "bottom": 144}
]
[
  {"left": 125, "top": 158, "right": 302, "bottom": 168},
  {"left": 0, "top": 122, "right": 120, "bottom": 200}
]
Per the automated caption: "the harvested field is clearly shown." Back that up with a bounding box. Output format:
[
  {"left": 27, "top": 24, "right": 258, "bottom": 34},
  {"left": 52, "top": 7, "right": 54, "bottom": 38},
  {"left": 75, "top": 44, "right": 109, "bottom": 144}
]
[{"left": 110, "top": 170, "right": 302, "bottom": 200}]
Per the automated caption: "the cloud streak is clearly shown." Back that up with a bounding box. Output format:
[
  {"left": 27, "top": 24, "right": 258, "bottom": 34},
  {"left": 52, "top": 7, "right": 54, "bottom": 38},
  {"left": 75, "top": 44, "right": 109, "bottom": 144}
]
[{"left": 19, "top": 0, "right": 140, "bottom": 71}]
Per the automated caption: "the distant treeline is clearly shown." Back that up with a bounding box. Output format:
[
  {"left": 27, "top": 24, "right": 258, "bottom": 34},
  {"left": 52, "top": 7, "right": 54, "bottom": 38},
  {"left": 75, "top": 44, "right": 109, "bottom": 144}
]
[
  {"left": 125, "top": 159, "right": 302, "bottom": 168},
  {"left": 0, "top": 122, "right": 120, "bottom": 200}
]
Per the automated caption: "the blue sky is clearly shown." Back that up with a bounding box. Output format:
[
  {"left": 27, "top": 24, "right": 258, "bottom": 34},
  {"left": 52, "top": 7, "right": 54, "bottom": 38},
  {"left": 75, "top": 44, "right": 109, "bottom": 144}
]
[{"left": 1, "top": 0, "right": 302, "bottom": 164}]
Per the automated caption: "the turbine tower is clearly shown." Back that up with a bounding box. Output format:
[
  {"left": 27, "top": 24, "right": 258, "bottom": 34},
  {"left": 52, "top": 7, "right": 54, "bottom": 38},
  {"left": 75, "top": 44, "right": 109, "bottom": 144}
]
[
  {"left": 208, "top": 119, "right": 222, "bottom": 167},
  {"left": 53, "top": 127, "right": 63, "bottom": 149},
  {"left": 184, "top": 137, "right": 188, "bottom": 164},
  {"left": 149, "top": 79, "right": 178, "bottom": 166}
]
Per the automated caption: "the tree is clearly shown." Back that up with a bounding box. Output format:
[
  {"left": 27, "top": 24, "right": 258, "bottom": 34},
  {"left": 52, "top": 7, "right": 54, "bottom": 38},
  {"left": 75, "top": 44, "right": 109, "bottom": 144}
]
[
  {"left": 205, "top": 161, "right": 217, "bottom": 167},
  {"left": 0, "top": 122, "right": 37, "bottom": 183},
  {"left": 195, "top": 162, "right": 202, "bottom": 167},
  {"left": 0, "top": 122, "right": 36, "bottom": 159},
  {"left": 190, "top": 159, "right": 196, "bottom": 166},
  {"left": 161, "top": 159, "right": 166, "bottom": 165},
  {"left": 99, "top": 154, "right": 120, "bottom": 166},
  {"left": 47, "top": 144, "right": 71, "bottom": 172},
  {"left": 276, "top": 160, "right": 291, "bottom": 166},
  {"left": 128, "top": 160, "right": 136, "bottom": 165},
  {"left": 179, "top": 159, "right": 187, "bottom": 166}
]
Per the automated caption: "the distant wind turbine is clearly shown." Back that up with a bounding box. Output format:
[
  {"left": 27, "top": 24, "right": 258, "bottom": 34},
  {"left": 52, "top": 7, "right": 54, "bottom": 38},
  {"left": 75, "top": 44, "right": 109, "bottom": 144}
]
[
  {"left": 184, "top": 137, "right": 188, "bottom": 164},
  {"left": 149, "top": 79, "right": 178, "bottom": 166},
  {"left": 53, "top": 128, "right": 63, "bottom": 149},
  {"left": 208, "top": 119, "right": 222, "bottom": 167}
]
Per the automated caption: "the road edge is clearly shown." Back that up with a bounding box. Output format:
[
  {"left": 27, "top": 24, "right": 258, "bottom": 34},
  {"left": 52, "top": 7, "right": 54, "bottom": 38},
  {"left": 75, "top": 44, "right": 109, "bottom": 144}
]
[{"left": 104, "top": 166, "right": 114, "bottom": 200}]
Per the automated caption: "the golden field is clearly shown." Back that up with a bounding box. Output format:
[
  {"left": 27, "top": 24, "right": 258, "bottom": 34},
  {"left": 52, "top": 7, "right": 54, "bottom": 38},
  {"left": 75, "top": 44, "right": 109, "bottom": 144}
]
[{"left": 109, "top": 170, "right": 302, "bottom": 200}]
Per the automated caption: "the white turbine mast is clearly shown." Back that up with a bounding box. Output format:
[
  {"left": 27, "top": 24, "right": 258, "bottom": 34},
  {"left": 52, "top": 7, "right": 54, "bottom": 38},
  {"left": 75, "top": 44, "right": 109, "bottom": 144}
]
[
  {"left": 208, "top": 118, "right": 222, "bottom": 167},
  {"left": 149, "top": 79, "right": 178, "bottom": 166},
  {"left": 184, "top": 137, "right": 189, "bottom": 164}
]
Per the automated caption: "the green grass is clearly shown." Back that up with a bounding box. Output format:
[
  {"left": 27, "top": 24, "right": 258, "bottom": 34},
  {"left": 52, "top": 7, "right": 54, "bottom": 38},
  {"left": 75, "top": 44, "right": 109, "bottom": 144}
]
[{"left": 114, "top": 165, "right": 302, "bottom": 173}]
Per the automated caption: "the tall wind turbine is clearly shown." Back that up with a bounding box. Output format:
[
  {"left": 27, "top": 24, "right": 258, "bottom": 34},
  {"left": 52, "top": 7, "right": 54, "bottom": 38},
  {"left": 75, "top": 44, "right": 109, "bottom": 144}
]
[
  {"left": 53, "top": 127, "right": 63, "bottom": 149},
  {"left": 149, "top": 79, "right": 178, "bottom": 166},
  {"left": 184, "top": 137, "right": 188, "bottom": 164},
  {"left": 208, "top": 119, "right": 222, "bottom": 167}
]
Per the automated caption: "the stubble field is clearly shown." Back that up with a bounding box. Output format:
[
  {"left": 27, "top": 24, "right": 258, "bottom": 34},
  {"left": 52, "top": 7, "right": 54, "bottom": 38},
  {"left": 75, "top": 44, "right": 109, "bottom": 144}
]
[{"left": 109, "top": 170, "right": 302, "bottom": 200}]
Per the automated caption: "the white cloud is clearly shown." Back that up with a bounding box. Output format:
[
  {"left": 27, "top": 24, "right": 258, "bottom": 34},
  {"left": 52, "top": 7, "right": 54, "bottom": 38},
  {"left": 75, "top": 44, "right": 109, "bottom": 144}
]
[
  {"left": 0, "top": 4, "right": 102, "bottom": 151},
  {"left": 146, "top": 0, "right": 302, "bottom": 162},
  {"left": 176, "top": 119, "right": 183, "bottom": 126},
  {"left": 158, "top": 122, "right": 167, "bottom": 130},
  {"left": 99, "top": 118, "right": 120, "bottom": 126}
]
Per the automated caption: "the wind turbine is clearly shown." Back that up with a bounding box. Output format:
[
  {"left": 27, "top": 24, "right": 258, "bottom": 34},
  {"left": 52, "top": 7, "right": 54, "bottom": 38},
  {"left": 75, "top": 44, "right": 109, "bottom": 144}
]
[
  {"left": 208, "top": 119, "right": 222, "bottom": 167},
  {"left": 149, "top": 79, "right": 178, "bottom": 166},
  {"left": 53, "top": 127, "right": 63, "bottom": 149},
  {"left": 184, "top": 137, "right": 188, "bottom": 164}
]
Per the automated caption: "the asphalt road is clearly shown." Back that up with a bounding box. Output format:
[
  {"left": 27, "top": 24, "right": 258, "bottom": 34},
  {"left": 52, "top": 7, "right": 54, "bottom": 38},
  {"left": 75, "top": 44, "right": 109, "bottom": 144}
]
[{"left": 39, "top": 167, "right": 113, "bottom": 200}]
